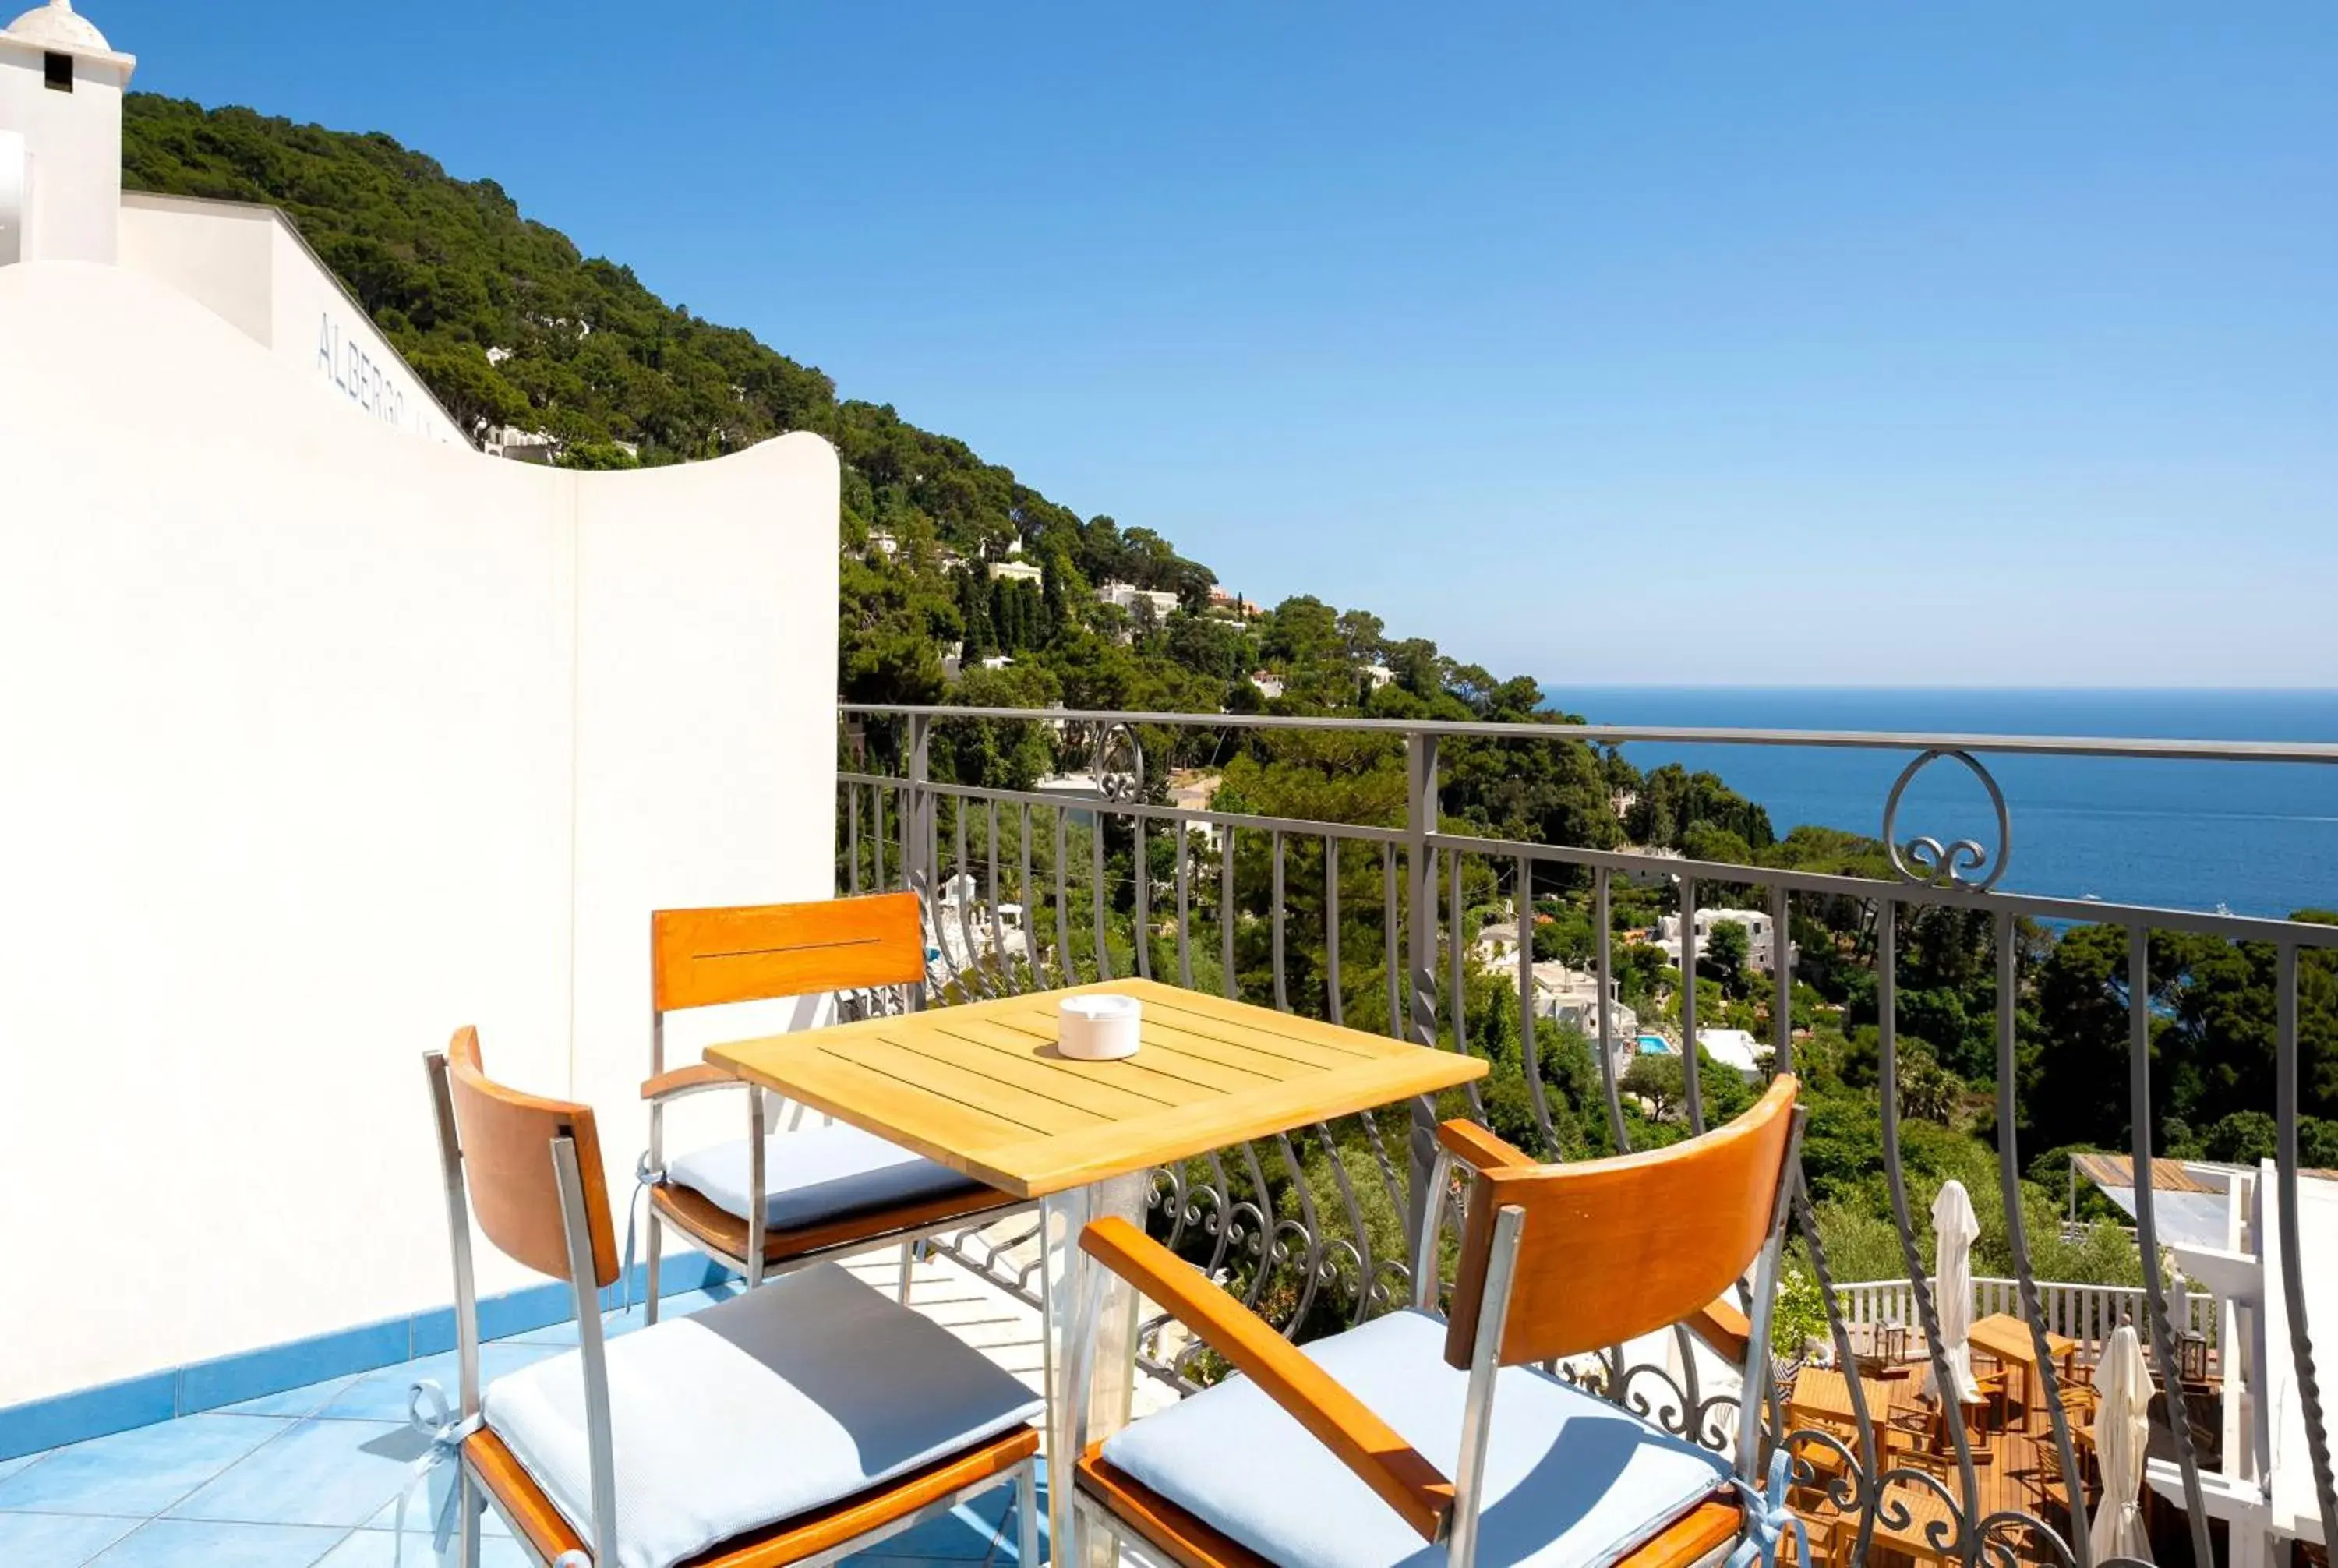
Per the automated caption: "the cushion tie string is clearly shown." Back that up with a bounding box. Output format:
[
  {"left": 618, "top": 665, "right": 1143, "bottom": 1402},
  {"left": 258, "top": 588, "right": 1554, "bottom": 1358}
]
[
  {"left": 392, "top": 1379, "right": 482, "bottom": 1568},
  {"left": 619, "top": 1151, "right": 666, "bottom": 1313},
  {"left": 1725, "top": 1447, "right": 1808, "bottom": 1568}
]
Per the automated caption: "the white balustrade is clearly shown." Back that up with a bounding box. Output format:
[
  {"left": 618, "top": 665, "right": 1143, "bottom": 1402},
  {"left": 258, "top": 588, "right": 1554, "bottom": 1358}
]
[{"left": 1831, "top": 1277, "right": 2217, "bottom": 1352}]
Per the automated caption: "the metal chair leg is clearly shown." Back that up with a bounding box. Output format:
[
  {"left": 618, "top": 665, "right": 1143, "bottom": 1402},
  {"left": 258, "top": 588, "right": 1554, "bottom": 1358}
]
[
  {"left": 645, "top": 1212, "right": 662, "bottom": 1326},
  {"left": 898, "top": 1240, "right": 915, "bottom": 1305},
  {"left": 1016, "top": 1460, "right": 1040, "bottom": 1566},
  {"left": 456, "top": 1465, "right": 482, "bottom": 1568},
  {"left": 1067, "top": 1489, "right": 1089, "bottom": 1568}
]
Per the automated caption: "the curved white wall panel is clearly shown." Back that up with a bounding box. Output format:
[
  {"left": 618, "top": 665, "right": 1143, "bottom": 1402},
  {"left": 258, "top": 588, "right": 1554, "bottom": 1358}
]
[{"left": 0, "top": 261, "right": 839, "bottom": 1405}]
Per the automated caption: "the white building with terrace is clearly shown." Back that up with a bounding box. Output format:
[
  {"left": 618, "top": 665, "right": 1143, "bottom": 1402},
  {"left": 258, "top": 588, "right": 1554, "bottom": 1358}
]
[
  {"left": 1097, "top": 581, "right": 1181, "bottom": 620},
  {"left": 1654, "top": 906, "right": 1794, "bottom": 973}
]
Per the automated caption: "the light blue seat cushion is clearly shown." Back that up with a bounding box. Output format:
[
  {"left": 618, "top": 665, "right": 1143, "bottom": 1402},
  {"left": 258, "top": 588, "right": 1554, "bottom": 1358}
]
[
  {"left": 1099, "top": 1308, "right": 1733, "bottom": 1568},
  {"left": 666, "top": 1121, "right": 984, "bottom": 1231},
  {"left": 485, "top": 1261, "right": 1044, "bottom": 1568}
]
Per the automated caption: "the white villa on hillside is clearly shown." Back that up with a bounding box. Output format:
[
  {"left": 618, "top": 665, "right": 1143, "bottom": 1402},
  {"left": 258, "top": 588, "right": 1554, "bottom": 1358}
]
[
  {"left": 1100, "top": 581, "right": 1181, "bottom": 620},
  {"left": 1472, "top": 919, "right": 1525, "bottom": 967},
  {"left": 1655, "top": 907, "right": 1793, "bottom": 973},
  {"left": 938, "top": 643, "right": 1012, "bottom": 681},
  {"left": 1538, "top": 963, "right": 1640, "bottom": 1057},
  {"left": 1696, "top": 1028, "right": 1766, "bottom": 1082},
  {"left": 988, "top": 558, "right": 1044, "bottom": 584},
  {"left": 1470, "top": 918, "right": 1642, "bottom": 1058}
]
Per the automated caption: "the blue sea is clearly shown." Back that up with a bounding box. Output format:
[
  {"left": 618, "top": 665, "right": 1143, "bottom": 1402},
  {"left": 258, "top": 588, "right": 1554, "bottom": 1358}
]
[{"left": 1535, "top": 687, "right": 2338, "bottom": 920}]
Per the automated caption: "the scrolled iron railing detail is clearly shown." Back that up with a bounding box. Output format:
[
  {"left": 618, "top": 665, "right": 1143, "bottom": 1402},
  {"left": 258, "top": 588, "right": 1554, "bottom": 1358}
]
[
  {"left": 1872, "top": 1465, "right": 1979, "bottom": 1564},
  {"left": 1086, "top": 719, "right": 1145, "bottom": 804},
  {"left": 1883, "top": 747, "right": 2013, "bottom": 891},
  {"left": 1778, "top": 1425, "right": 1865, "bottom": 1519},
  {"left": 1974, "top": 1510, "right": 2082, "bottom": 1568}
]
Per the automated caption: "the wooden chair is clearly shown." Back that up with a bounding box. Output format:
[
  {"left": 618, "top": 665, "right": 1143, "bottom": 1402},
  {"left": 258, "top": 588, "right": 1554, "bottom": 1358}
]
[
  {"left": 1782, "top": 1403, "right": 1859, "bottom": 1496},
  {"left": 638, "top": 892, "right": 1027, "bottom": 1321},
  {"left": 1975, "top": 1366, "right": 2011, "bottom": 1435},
  {"left": 1062, "top": 1076, "right": 1807, "bottom": 1568},
  {"left": 1883, "top": 1420, "right": 1955, "bottom": 1478},
  {"left": 1783, "top": 1495, "right": 1853, "bottom": 1568},
  {"left": 422, "top": 1027, "right": 1044, "bottom": 1567}
]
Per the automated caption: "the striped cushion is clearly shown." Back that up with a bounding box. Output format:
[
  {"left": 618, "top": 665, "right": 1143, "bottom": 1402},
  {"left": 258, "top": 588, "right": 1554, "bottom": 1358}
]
[
  {"left": 1100, "top": 1308, "right": 1732, "bottom": 1568},
  {"left": 484, "top": 1263, "right": 1042, "bottom": 1568},
  {"left": 666, "top": 1124, "right": 980, "bottom": 1231}
]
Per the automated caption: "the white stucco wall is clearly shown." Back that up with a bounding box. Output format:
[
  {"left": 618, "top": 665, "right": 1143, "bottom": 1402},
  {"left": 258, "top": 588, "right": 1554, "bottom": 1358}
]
[
  {"left": 264, "top": 214, "right": 468, "bottom": 447},
  {"left": 0, "top": 129, "right": 24, "bottom": 264},
  {"left": 0, "top": 261, "right": 839, "bottom": 1406},
  {"left": 115, "top": 193, "right": 274, "bottom": 344},
  {"left": 114, "top": 192, "right": 470, "bottom": 447}
]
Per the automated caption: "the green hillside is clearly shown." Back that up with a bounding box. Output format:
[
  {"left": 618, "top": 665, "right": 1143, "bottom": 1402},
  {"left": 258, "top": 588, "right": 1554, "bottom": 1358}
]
[{"left": 125, "top": 94, "right": 833, "bottom": 462}]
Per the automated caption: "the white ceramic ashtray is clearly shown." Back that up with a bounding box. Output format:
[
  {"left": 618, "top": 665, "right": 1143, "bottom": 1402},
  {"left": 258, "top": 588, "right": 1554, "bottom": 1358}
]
[{"left": 1058, "top": 994, "right": 1143, "bottom": 1061}]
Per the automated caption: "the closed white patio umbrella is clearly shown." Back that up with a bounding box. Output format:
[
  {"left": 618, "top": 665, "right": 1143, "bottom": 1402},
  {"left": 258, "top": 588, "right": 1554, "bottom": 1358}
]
[
  {"left": 1923, "top": 1178, "right": 1983, "bottom": 1408},
  {"left": 2089, "top": 1323, "right": 2156, "bottom": 1563}
]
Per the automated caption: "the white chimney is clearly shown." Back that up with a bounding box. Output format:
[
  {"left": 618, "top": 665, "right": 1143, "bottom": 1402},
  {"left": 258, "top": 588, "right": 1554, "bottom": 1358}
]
[{"left": 0, "top": 1, "right": 135, "bottom": 264}]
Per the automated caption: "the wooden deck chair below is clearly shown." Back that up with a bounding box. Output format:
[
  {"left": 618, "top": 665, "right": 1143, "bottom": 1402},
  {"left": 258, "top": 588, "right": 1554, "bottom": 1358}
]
[{"left": 1066, "top": 1076, "right": 1807, "bottom": 1568}]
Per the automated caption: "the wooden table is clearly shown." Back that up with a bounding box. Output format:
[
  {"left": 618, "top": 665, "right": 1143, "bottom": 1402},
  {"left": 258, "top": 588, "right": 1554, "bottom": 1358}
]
[
  {"left": 1968, "top": 1313, "right": 2079, "bottom": 1429},
  {"left": 1790, "top": 1362, "right": 2010, "bottom": 1489},
  {"left": 706, "top": 977, "right": 1488, "bottom": 1563},
  {"left": 1792, "top": 1367, "right": 1919, "bottom": 1431},
  {"left": 1967, "top": 1313, "right": 2078, "bottom": 1372},
  {"left": 1786, "top": 1393, "right": 2076, "bottom": 1568}
]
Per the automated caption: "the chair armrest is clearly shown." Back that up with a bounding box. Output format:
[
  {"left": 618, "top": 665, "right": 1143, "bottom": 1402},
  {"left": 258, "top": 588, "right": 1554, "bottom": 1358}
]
[
  {"left": 1079, "top": 1216, "right": 1455, "bottom": 1543},
  {"left": 640, "top": 1063, "right": 742, "bottom": 1102},
  {"left": 1435, "top": 1118, "right": 1537, "bottom": 1173},
  {"left": 1685, "top": 1294, "right": 1752, "bottom": 1363}
]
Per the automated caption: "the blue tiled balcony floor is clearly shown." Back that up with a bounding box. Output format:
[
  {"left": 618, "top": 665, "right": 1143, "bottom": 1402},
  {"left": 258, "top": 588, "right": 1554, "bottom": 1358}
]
[{"left": 0, "top": 1256, "right": 1053, "bottom": 1567}]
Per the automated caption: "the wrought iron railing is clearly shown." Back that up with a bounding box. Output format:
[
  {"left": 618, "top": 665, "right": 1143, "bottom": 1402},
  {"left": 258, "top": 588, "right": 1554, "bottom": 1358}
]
[{"left": 835, "top": 701, "right": 2338, "bottom": 1568}]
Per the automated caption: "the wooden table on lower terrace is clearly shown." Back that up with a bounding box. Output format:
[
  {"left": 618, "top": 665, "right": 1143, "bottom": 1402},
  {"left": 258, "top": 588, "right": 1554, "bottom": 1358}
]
[
  {"left": 1967, "top": 1312, "right": 2081, "bottom": 1429},
  {"left": 1789, "top": 1368, "right": 2082, "bottom": 1567},
  {"left": 1792, "top": 1366, "right": 1920, "bottom": 1432},
  {"left": 706, "top": 977, "right": 1489, "bottom": 1564}
]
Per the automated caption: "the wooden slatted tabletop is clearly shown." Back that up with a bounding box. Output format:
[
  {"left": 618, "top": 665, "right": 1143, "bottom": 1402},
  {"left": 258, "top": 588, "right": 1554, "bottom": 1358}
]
[
  {"left": 705, "top": 978, "right": 1489, "bottom": 1200},
  {"left": 1968, "top": 1313, "right": 2078, "bottom": 1372},
  {"left": 1790, "top": 1367, "right": 1919, "bottom": 1429}
]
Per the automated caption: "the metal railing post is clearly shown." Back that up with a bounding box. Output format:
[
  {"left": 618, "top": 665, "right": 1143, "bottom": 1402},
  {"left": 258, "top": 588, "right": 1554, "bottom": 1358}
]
[
  {"left": 1403, "top": 730, "right": 1442, "bottom": 1256},
  {"left": 906, "top": 712, "right": 933, "bottom": 894},
  {"left": 905, "top": 714, "right": 934, "bottom": 1012}
]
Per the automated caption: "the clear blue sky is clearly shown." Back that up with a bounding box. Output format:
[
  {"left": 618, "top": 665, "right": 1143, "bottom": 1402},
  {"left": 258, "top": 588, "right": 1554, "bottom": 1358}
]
[{"left": 98, "top": 2, "right": 2336, "bottom": 685}]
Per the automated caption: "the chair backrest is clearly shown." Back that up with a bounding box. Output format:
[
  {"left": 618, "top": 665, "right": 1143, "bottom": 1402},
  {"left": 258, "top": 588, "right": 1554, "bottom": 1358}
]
[
  {"left": 1444, "top": 1075, "right": 1801, "bottom": 1370},
  {"left": 441, "top": 1026, "right": 620, "bottom": 1289},
  {"left": 650, "top": 892, "right": 926, "bottom": 1015}
]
